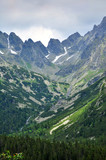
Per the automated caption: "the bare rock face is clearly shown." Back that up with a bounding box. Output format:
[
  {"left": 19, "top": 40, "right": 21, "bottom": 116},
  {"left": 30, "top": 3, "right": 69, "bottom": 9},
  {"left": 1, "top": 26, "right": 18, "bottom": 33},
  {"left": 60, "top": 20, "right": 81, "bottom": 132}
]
[
  {"left": 0, "top": 31, "right": 8, "bottom": 49},
  {"left": 20, "top": 39, "right": 51, "bottom": 68},
  {"left": 35, "top": 41, "right": 48, "bottom": 56},
  {"left": 62, "top": 32, "right": 81, "bottom": 48},
  {"left": 55, "top": 17, "right": 106, "bottom": 76},
  {"left": 47, "top": 38, "right": 65, "bottom": 55},
  {"left": 0, "top": 16, "right": 106, "bottom": 75},
  {"left": 9, "top": 32, "right": 23, "bottom": 52}
]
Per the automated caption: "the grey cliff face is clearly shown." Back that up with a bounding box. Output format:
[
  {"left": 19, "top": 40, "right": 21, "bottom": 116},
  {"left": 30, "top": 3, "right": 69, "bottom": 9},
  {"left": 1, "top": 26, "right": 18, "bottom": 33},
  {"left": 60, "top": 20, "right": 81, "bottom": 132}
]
[
  {"left": 47, "top": 38, "right": 65, "bottom": 55},
  {"left": 9, "top": 32, "right": 23, "bottom": 52},
  {"left": 20, "top": 39, "right": 51, "bottom": 68}
]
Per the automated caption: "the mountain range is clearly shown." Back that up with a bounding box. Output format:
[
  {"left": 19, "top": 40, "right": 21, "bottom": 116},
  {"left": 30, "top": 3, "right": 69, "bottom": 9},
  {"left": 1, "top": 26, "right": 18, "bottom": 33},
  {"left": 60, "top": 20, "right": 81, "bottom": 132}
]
[{"left": 0, "top": 16, "right": 106, "bottom": 141}]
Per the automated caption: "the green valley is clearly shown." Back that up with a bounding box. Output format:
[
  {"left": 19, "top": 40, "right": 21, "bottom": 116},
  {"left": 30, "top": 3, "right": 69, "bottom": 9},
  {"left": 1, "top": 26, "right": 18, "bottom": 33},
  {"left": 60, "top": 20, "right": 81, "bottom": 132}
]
[
  {"left": 0, "top": 16, "right": 106, "bottom": 160},
  {"left": 16, "top": 74, "right": 106, "bottom": 143}
]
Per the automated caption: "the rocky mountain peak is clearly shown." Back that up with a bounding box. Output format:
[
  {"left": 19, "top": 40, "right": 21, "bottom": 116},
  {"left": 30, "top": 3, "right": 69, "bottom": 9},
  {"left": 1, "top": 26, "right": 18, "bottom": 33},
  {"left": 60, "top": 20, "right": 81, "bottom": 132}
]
[
  {"left": 9, "top": 32, "right": 17, "bottom": 37},
  {"left": 35, "top": 41, "right": 43, "bottom": 46},
  {"left": 0, "top": 16, "right": 106, "bottom": 73},
  {"left": 47, "top": 38, "right": 64, "bottom": 55},
  {"left": 68, "top": 32, "right": 81, "bottom": 42},
  {"left": 20, "top": 38, "right": 51, "bottom": 68},
  {"left": 92, "top": 16, "right": 106, "bottom": 34},
  {"left": 0, "top": 31, "right": 8, "bottom": 38},
  {"left": 99, "top": 16, "right": 106, "bottom": 30},
  {"left": 26, "top": 38, "right": 34, "bottom": 44},
  {"left": 23, "top": 39, "right": 35, "bottom": 49},
  {"left": 62, "top": 32, "right": 81, "bottom": 48},
  {"left": 0, "top": 31, "right": 8, "bottom": 49},
  {"left": 47, "top": 38, "right": 61, "bottom": 48},
  {"left": 101, "top": 16, "right": 106, "bottom": 24},
  {"left": 9, "top": 32, "right": 23, "bottom": 51},
  {"left": 35, "top": 41, "right": 48, "bottom": 56}
]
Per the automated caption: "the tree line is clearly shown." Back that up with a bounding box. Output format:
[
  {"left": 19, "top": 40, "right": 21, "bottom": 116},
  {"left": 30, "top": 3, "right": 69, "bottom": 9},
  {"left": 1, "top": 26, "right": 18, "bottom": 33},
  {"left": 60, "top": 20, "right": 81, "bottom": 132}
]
[{"left": 0, "top": 135, "right": 106, "bottom": 160}]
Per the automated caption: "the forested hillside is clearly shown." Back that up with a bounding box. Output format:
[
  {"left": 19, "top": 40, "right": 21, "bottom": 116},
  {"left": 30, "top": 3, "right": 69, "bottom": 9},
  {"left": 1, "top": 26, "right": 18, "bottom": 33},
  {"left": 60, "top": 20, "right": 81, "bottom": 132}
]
[
  {"left": 14, "top": 75, "right": 106, "bottom": 142},
  {"left": 0, "top": 135, "right": 106, "bottom": 160},
  {"left": 0, "top": 64, "right": 69, "bottom": 134}
]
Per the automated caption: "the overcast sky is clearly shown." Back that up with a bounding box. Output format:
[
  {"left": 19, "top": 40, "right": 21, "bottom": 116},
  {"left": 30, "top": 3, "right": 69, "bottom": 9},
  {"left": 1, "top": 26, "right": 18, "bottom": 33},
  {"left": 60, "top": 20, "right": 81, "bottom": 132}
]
[{"left": 0, "top": 0, "right": 106, "bottom": 46}]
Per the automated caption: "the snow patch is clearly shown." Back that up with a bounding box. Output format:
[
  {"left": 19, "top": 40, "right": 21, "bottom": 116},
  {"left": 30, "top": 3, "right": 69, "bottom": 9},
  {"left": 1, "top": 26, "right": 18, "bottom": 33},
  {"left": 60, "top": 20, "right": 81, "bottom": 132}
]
[
  {"left": 0, "top": 50, "right": 4, "bottom": 54},
  {"left": 45, "top": 54, "right": 50, "bottom": 59},
  {"left": 7, "top": 37, "right": 10, "bottom": 49},
  {"left": 66, "top": 55, "right": 74, "bottom": 61},
  {"left": 11, "top": 46, "right": 14, "bottom": 49},
  {"left": 7, "top": 36, "right": 17, "bottom": 54},
  {"left": 68, "top": 46, "right": 72, "bottom": 49},
  {"left": 52, "top": 47, "right": 68, "bottom": 63},
  {"left": 10, "top": 49, "right": 17, "bottom": 55},
  {"left": 57, "top": 61, "right": 64, "bottom": 65}
]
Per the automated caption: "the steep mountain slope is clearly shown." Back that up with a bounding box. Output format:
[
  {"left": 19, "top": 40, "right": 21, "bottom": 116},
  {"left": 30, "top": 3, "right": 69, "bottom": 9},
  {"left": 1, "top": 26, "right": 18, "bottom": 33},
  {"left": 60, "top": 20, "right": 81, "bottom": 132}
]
[
  {"left": 47, "top": 38, "right": 65, "bottom": 62},
  {"left": 9, "top": 32, "right": 23, "bottom": 52},
  {"left": 20, "top": 39, "right": 51, "bottom": 68},
  {"left": 55, "top": 16, "right": 106, "bottom": 72},
  {"left": 51, "top": 77, "right": 106, "bottom": 140},
  {"left": 0, "top": 32, "right": 56, "bottom": 72},
  {"left": 21, "top": 76, "right": 106, "bottom": 141},
  {"left": 0, "top": 64, "right": 69, "bottom": 134},
  {"left": 0, "top": 31, "right": 8, "bottom": 50},
  {"left": 62, "top": 32, "right": 81, "bottom": 48},
  {"left": 0, "top": 17, "right": 106, "bottom": 84}
]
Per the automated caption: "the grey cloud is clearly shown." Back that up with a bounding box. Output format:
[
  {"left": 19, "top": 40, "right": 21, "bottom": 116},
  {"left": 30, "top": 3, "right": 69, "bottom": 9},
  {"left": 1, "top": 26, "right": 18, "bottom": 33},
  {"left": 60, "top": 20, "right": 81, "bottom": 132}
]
[{"left": 0, "top": 0, "right": 106, "bottom": 37}]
